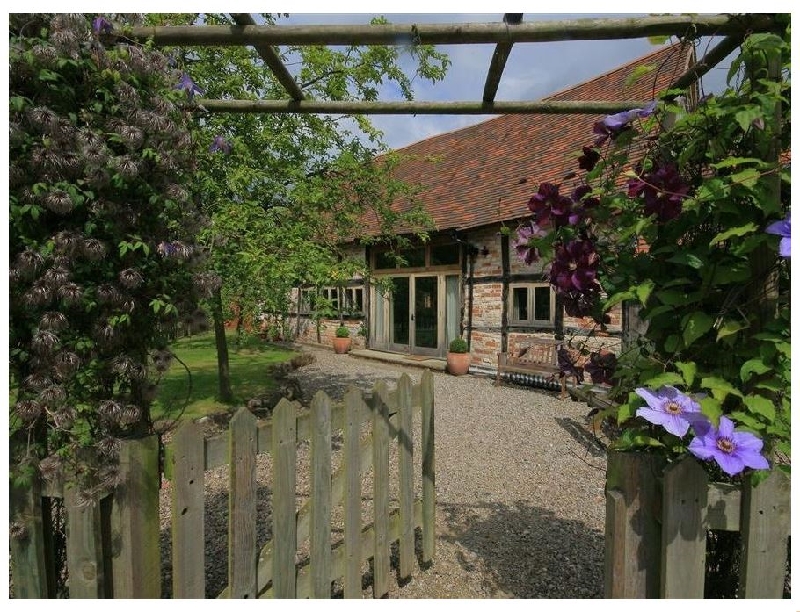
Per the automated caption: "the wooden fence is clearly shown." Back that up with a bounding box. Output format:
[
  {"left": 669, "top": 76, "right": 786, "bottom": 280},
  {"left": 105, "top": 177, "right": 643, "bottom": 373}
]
[
  {"left": 9, "top": 371, "right": 435, "bottom": 599},
  {"left": 605, "top": 451, "right": 790, "bottom": 598}
]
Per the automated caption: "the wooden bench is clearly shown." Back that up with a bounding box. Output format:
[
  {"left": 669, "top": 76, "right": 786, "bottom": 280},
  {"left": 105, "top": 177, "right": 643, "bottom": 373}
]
[{"left": 496, "top": 339, "right": 583, "bottom": 399}]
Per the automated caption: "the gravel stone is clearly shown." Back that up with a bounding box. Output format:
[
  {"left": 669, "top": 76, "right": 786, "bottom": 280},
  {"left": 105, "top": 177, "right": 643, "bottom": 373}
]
[{"left": 157, "top": 345, "right": 609, "bottom": 599}]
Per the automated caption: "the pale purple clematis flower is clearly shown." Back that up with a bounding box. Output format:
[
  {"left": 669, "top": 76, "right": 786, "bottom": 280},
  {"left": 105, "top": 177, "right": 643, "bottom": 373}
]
[
  {"left": 688, "top": 415, "right": 769, "bottom": 476},
  {"left": 209, "top": 135, "right": 231, "bottom": 154},
  {"left": 635, "top": 385, "right": 704, "bottom": 437},
  {"left": 603, "top": 101, "right": 658, "bottom": 130},
  {"left": 766, "top": 213, "right": 790, "bottom": 257},
  {"left": 175, "top": 73, "right": 204, "bottom": 101},
  {"left": 92, "top": 16, "right": 113, "bottom": 36}
]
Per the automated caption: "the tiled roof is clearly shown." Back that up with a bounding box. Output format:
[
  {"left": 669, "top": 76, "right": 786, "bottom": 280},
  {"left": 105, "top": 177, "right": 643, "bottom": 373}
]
[{"left": 364, "top": 42, "right": 694, "bottom": 237}]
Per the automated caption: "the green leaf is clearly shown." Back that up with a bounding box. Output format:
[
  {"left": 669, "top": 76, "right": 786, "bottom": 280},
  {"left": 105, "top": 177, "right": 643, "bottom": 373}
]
[
  {"left": 709, "top": 222, "right": 758, "bottom": 245},
  {"left": 664, "top": 334, "right": 680, "bottom": 353},
  {"left": 682, "top": 311, "right": 713, "bottom": 348},
  {"left": 641, "top": 372, "right": 684, "bottom": 388},
  {"left": 734, "top": 108, "right": 763, "bottom": 132},
  {"left": 742, "top": 395, "right": 776, "bottom": 423},
  {"left": 667, "top": 252, "right": 703, "bottom": 269},
  {"left": 675, "top": 361, "right": 696, "bottom": 387},
  {"left": 634, "top": 280, "right": 654, "bottom": 306},
  {"left": 716, "top": 319, "right": 746, "bottom": 341},
  {"left": 740, "top": 358, "right": 771, "bottom": 382},
  {"left": 710, "top": 157, "right": 764, "bottom": 170},
  {"left": 701, "top": 376, "right": 744, "bottom": 401},
  {"left": 699, "top": 396, "right": 723, "bottom": 423},
  {"left": 730, "top": 168, "right": 760, "bottom": 188},
  {"left": 728, "top": 411, "right": 764, "bottom": 431}
]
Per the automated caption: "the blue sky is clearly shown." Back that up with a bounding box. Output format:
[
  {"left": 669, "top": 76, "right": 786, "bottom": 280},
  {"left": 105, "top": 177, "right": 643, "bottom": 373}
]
[{"left": 275, "top": 10, "right": 752, "bottom": 150}]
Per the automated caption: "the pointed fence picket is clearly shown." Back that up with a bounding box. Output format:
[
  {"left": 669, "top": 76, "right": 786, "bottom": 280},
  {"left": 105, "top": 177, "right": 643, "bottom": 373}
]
[{"left": 168, "top": 370, "right": 435, "bottom": 599}]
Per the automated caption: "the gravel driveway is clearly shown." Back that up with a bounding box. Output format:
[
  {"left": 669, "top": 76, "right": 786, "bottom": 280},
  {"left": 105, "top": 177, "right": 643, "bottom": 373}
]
[{"left": 158, "top": 345, "right": 609, "bottom": 599}]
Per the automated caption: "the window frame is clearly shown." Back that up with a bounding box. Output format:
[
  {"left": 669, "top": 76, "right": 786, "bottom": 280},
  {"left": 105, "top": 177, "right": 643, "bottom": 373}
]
[{"left": 508, "top": 282, "right": 555, "bottom": 327}]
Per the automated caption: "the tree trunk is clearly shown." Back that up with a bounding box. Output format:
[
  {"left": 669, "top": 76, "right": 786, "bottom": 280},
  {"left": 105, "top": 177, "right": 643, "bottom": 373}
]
[{"left": 211, "top": 287, "right": 234, "bottom": 403}]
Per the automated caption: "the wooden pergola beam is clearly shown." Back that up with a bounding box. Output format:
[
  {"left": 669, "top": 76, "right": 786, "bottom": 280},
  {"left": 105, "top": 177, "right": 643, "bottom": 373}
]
[
  {"left": 194, "top": 98, "right": 652, "bottom": 115},
  {"left": 482, "top": 13, "right": 523, "bottom": 104},
  {"left": 666, "top": 34, "right": 747, "bottom": 98},
  {"left": 230, "top": 13, "right": 304, "bottom": 101},
  {"left": 122, "top": 14, "right": 777, "bottom": 47}
]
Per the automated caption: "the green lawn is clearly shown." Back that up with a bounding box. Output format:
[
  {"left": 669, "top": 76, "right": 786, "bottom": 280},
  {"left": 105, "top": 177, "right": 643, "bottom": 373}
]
[{"left": 152, "top": 331, "right": 298, "bottom": 424}]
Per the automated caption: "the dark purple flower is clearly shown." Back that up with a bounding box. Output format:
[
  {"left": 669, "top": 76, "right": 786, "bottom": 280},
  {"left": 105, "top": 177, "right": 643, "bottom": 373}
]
[
  {"left": 584, "top": 348, "right": 616, "bottom": 385},
  {"left": 765, "top": 213, "right": 790, "bottom": 257},
  {"left": 635, "top": 385, "right": 704, "bottom": 437},
  {"left": 578, "top": 146, "right": 601, "bottom": 172},
  {"left": 627, "top": 162, "right": 690, "bottom": 222},
  {"left": 175, "top": 73, "right": 204, "bottom": 101},
  {"left": 549, "top": 239, "right": 599, "bottom": 293},
  {"left": 512, "top": 222, "right": 547, "bottom": 265},
  {"left": 688, "top": 415, "right": 769, "bottom": 476},
  {"left": 209, "top": 135, "right": 232, "bottom": 154},
  {"left": 92, "top": 16, "right": 113, "bottom": 36}
]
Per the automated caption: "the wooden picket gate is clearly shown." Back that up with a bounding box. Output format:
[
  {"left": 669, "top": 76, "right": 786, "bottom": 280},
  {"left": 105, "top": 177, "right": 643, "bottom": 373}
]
[
  {"left": 605, "top": 451, "right": 790, "bottom": 598},
  {"left": 166, "top": 370, "right": 435, "bottom": 598},
  {"left": 9, "top": 371, "right": 435, "bottom": 599}
]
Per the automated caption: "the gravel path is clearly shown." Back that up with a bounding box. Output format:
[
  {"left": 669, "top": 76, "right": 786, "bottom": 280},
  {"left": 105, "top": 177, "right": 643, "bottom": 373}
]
[{"left": 158, "top": 345, "right": 609, "bottom": 599}]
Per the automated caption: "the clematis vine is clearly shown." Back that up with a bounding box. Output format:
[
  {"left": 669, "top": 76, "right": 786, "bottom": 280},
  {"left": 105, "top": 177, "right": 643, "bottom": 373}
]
[
  {"left": 175, "top": 73, "right": 204, "bottom": 101},
  {"left": 765, "top": 213, "right": 790, "bottom": 257},
  {"left": 593, "top": 101, "right": 657, "bottom": 146},
  {"left": 687, "top": 415, "right": 770, "bottom": 476},
  {"left": 634, "top": 385, "right": 703, "bottom": 438},
  {"left": 209, "top": 135, "right": 232, "bottom": 154}
]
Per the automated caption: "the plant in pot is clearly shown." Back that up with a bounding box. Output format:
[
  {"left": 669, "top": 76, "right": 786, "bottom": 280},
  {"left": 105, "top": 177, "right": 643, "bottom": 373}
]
[
  {"left": 332, "top": 324, "right": 352, "bottom": 354},
  {"left": 446, "top": 337, "right": 470, "bottom": 375}
]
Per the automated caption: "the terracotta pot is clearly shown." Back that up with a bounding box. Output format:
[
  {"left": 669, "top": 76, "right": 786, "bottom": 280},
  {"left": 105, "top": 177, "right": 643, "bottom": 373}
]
[
  {"left": 446, "top": 351, "right": 471, "bottom": 375},
  {"left": 333, "top": 336, "right": 352, "bottom": 354}
]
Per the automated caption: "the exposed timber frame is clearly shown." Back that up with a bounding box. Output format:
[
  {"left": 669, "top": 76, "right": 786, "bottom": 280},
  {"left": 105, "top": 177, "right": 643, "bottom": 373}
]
[{"left": 114, "top": 13, "right": 781, "bottom": 116}]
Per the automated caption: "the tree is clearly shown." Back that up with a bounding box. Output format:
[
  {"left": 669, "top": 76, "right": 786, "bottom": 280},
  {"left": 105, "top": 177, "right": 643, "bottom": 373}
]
[
  {"left": 146, "top": 13, "right": 449, "bottom": 398},
  {"left": 9, "top": 13, "right": 205, "bottom": 497}
]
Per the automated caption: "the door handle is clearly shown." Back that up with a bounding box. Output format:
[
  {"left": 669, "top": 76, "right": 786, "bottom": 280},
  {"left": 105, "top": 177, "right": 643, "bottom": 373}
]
[{"left": 411, "top": 314, "right": 415, "bottom": 321}]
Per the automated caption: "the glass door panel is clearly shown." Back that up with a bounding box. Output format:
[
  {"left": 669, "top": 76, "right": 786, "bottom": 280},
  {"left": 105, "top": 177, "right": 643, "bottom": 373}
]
[
  {"left": 390, "top": 277, "right": 410, "bottom": 349},
  {"left": 414, "top": 276, "right": 438, "bottom": 349}
]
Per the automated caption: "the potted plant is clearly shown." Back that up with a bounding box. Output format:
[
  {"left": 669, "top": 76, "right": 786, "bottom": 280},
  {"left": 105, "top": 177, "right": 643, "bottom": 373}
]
[
  {"left": 446, "top": 337, "right": 470, "bottom": 375},
  {"left": 332, "top": 324, "right": 352, "bottom": 354}
]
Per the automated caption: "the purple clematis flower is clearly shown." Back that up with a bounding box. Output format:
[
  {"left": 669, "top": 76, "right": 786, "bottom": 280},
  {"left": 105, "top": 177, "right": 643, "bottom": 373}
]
[
  {"left": 92, "top": 16, "right": 113, "bottom": 36},
  {"left": 628, "top": 162, "right": 690, "bottom": 223},
  {"left": 635, "top": 385, "right": 705, "bottom": 438},
  {"left": 512, "top": 222, "right": 547, "bottom": 265},
  {"left": 687, "top": 415, "right": 770, "bottom": 476},
  {"left": 549, "top": 239, "right": 599, "bottom": 293},
  {"left": 175, "top": 73, "right": 204, "bottom": 101},
  {"left": 765, "top": 213, "right": 790, "bottom": 257},
  {"left": 603, "top": 101, "right": 657, "bottom": 130},
  {"left": 578, "top": 146, "right": 601, "bottom": 172},
  {"left": 209, "top": 135, "right": 232, "bottom": 154}
]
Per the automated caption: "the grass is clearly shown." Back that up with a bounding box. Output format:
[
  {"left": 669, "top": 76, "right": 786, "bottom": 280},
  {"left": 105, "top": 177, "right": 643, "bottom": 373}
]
[{"left": 151, "top": 331, "right": 298, "bottom": 425}]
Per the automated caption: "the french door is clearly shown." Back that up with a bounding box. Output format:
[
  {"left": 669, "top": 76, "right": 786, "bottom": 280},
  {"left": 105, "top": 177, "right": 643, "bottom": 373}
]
[{"left": 372, "top": 274, "right": 459, "bottom": 357}]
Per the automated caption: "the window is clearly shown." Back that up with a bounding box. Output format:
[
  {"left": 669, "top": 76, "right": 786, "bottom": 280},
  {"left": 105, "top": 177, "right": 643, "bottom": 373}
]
[
  {"left": 298, "top": 286, "right": 364, "bottom": 317},
  {"left": 373, "top": 242, "right": 460, "bottom": 270},
  {"left": 509, "top": 284, "right": 555, "bottom": 326}
]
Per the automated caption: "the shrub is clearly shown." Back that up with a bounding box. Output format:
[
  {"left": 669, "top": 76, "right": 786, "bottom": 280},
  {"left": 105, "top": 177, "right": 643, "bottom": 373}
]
[
  {"left": 335, "top": 325, "right": 350, "bottom": 338},
  {"left": 448, "top": 337, "right": 468, "bottom": 353}
]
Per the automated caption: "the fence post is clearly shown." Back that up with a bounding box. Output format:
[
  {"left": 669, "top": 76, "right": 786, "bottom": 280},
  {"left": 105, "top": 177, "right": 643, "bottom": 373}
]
[
  {"left": 397, "top": 374, "right": 415, "bottom": 582},
  {"left": 272, "top": 399, "right": 298, "bottom": 599},
  {"left": 310, "top": 391, "right": 332, "bottom": 598},
  {"left": 370, "top": 381, "right": 391, "bottom": 598},
  {"left": 9, "top": 472, "right": 51, "bottom": 598},
  {"left": 171, "top": 421, "right": 206, "bottom": 598},
  {"left": 64, "top": 483, "right": 108, "bottom": 598},
  {"left": 738, "top": 469, "right": 791, "bottom": 598},
  {"left": 604, "top": 450, "right": 665, "bottom": 598},
  {"left": 420, "top": 370, "right": 436, "bottom": 566},
  {"left": 110, "top": 435, "right": 161, "bottom": 598},
  {"left": 229, "top": 407, "right": 258, "bottom": 598},
  {"left": 343, "top": 387, "right": 364, "bottom": 598},
  {"left": 660, "top": 457, "right": 708, "bottom": 598}
]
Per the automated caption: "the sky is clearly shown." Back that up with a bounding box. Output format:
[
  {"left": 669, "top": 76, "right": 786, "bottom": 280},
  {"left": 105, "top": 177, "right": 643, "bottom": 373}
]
[{"left": 264, "top": 5, "right": 791, "bottom": 151}]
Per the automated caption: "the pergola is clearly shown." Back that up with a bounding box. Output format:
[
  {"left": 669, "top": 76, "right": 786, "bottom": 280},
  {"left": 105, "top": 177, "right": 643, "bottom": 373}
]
[{"left": 118, "top": 13, "right": 782, "bottom": 116}]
